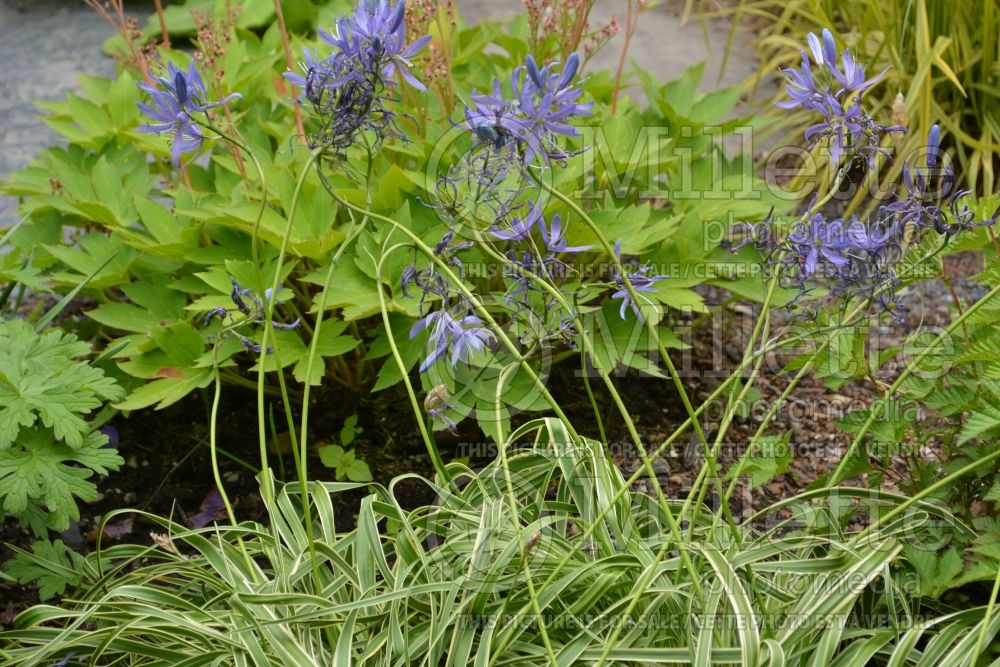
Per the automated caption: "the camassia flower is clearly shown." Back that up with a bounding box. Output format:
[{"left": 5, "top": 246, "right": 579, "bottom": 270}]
[
  {"left": 410, "top": 309, "right": 495, "bottom": 372},
  {"left": 137, "top": 62, "right": 241, "bottom": 166},
  {"left": 777, "top": 29, "right": 902, "bottom": 164},
  {"left": 611, "top": 240, "right": 667, "bottom": 321},
  {"left": 463, "top": 53, "right": 592, "bottom": 164},
  {"left": 735, "top": 129, "right": 998, "bottom": 320},
  {"left": 787, "top": 214, "right": 855, "bottom": 276},
  {"left": 320, "top": 0, "right": 431, "bottom": 90},
  {"left": 885, "top": 124, "right": 1000, "bottom": 236}
]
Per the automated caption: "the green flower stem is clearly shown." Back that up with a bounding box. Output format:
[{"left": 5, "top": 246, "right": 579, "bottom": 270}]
[
  {"left": 492, "top": 364, "right": 560, "bottom": 667},
  {"left": 296, "top": 217, "right": 370, "bottom": 484},
  {"left": 683, "top": 166, "right": 852, "bottom": 523},
  {"left": 537, "top": 180, "right": 740, "bottom": 535},
  {"left": 469, "top": 237, "right": 704, "bottom": 598},
  {"left": 199, "top": 119, "right": 287, "bottom": 507},
  {"left": 229, "top": 145, "right": 325, "bottom": 596},
  {"left": 295, "top": 143, "right": 379, "bottom": 537},
  {"left": 973, "top": 551, "right": 1000, "bottom": 662},
  {"left": 683, "top": 262, "right": 782, "bottom": 543},
  {"left": 208, "top": 339, "right": 257, "bottom": 579},
  {"left": 208, "top": 351, "right": 238, "bottom": 526},
  {"left": 372, "top": 241, "right": 451, "bottom": 487},
  {"left": 581, "top": 350, "right": 608, "bottom": 445},
  {"left": 323, "top": 188, "right": 580, "bottom": 442},
  {"left": 196, "top": 129, "right": 314, "bottom": 584}
]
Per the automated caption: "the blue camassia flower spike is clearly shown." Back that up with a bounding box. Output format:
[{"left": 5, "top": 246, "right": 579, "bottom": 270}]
[
  {"left": 284, "top": 0, "right": 430, "bottom": 151},
  {"left": 463, "top": 52, "right": 592, "bottom": 164},
  {"left": 137, "top": 61, "right": 241, "bottom": 167},
  {"left": 321, "top": 0, "right": 431, "bottom": 90},
  {"left": 776, "top": 28, "right": 901, "bottom": 164}
]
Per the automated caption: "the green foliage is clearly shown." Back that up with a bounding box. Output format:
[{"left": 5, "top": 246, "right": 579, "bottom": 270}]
[
  {"left": 338, "top": 413, "right": 362, "bottom": 446},
  {"left": 318, "top": 414, "right": 371, "bottom": 481},
  {"left": 4, "top": 419, "right": 998, "bottom": 665},
  {"left": 0, "top": 320, "right": 120, "bottom": 447},
  {"left": 4, "top": 539, "right": 84, "bottom": 601},
  {"left": 781, "top": 196, "right": 1000, "bottom": 599},
  {"left": 0, "top": 320, "right": 124, "bottom": 534},
  {"left": 7, "top": 2, "right": 1000, "bottom": 661},
  {"left": 317, "top": 443, "right": 371, "bottom": 482},
  {"left": 0, "top": 5, "right": 775, "bottom": 443},
  {"left": 726, "top": 430, "right": 793, "bottom": 488}
]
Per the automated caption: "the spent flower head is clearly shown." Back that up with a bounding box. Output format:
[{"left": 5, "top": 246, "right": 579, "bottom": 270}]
[{"left": 203, "top": 278, "right": 300, "bottom": 354}]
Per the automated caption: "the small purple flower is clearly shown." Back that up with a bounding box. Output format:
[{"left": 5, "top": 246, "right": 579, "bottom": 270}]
[
  {"left": 433, "top": 230, "right": 474, "bottom": 267},
  {"left": 410, "top": 309, "right": 495, "bottom": 372},
  {"left": 883, "top": 125, "right": 999, "bottom": 236},
  {"left": 284, "top": 0, "right": 430, "bottom": 152},
  {"left": 464, "top": 79, "right": 534, "bottom": 156},
  {"left": 321, "top": 0, "right": 431, "bottom": 90},
  {"left": 539, "top": 213, "right": 590, "bottom": 254},
  {"left": 777, "top": 30, "right": 901, "bottom": 164},
  {"left": 137, "top": 62, "right": 241, "bottom": 166},
  {"left": 611, "top": 240, "right": 667, "bottom": 320},
  {"left": 284, "top": 48, "right": 328, "bottom": 98},
  {"left": 775, "top": 47, "right": 838, "bottom": 116},
  {"left": 514, "top": 53, "right": 593, "bottom": 151},
  {"left": 788, "top": 214, "right": 855, "bottom": 276},
  {"left": 926, "top": 123, "right": 941, "bottom": 167},
  {"left": 462, "top": 53, "right": 591, "bottom": 164},
  {"left": 400, "top": 265, "right": 419, "bottom": 298},
  {"left": 490, "top": 202, "right": 543, "bottom": 242},
  {"left": 830, "top": 48, "right": 888, "bottom": 96}
]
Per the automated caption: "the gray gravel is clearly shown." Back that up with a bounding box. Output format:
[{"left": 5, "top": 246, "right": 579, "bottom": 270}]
[{"left": 0, "top": 0, "right": 148, "bottom": 225}]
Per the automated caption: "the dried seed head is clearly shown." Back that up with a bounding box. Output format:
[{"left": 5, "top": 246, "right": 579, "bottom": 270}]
[{"left": 424, "top": 384, "right": 450, "bottom": 413}]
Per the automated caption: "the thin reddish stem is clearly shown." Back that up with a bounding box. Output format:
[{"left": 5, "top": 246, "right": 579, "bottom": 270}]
[
  {"left": 223, "top": 103, "right": 250, "bottom": 186},
  {"left": 988, "top": 226, "right": 1000, "bottom": 257},
  {"left": 83, "top": 0, "right": 154, "bottom": 83},
  {"left": 153, "top": 0, "right": 171, "bottom": 48},
  {"left": 273, "top": 0, "right": 307, "bottom": 145},
  {"left": 611, "top": 0, "right": 637, "bottom": 116}
]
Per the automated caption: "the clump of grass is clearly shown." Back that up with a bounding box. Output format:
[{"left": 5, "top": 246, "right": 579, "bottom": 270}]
[{"left": 4, "top": 417, "right": 1000, "bottom": 665}]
